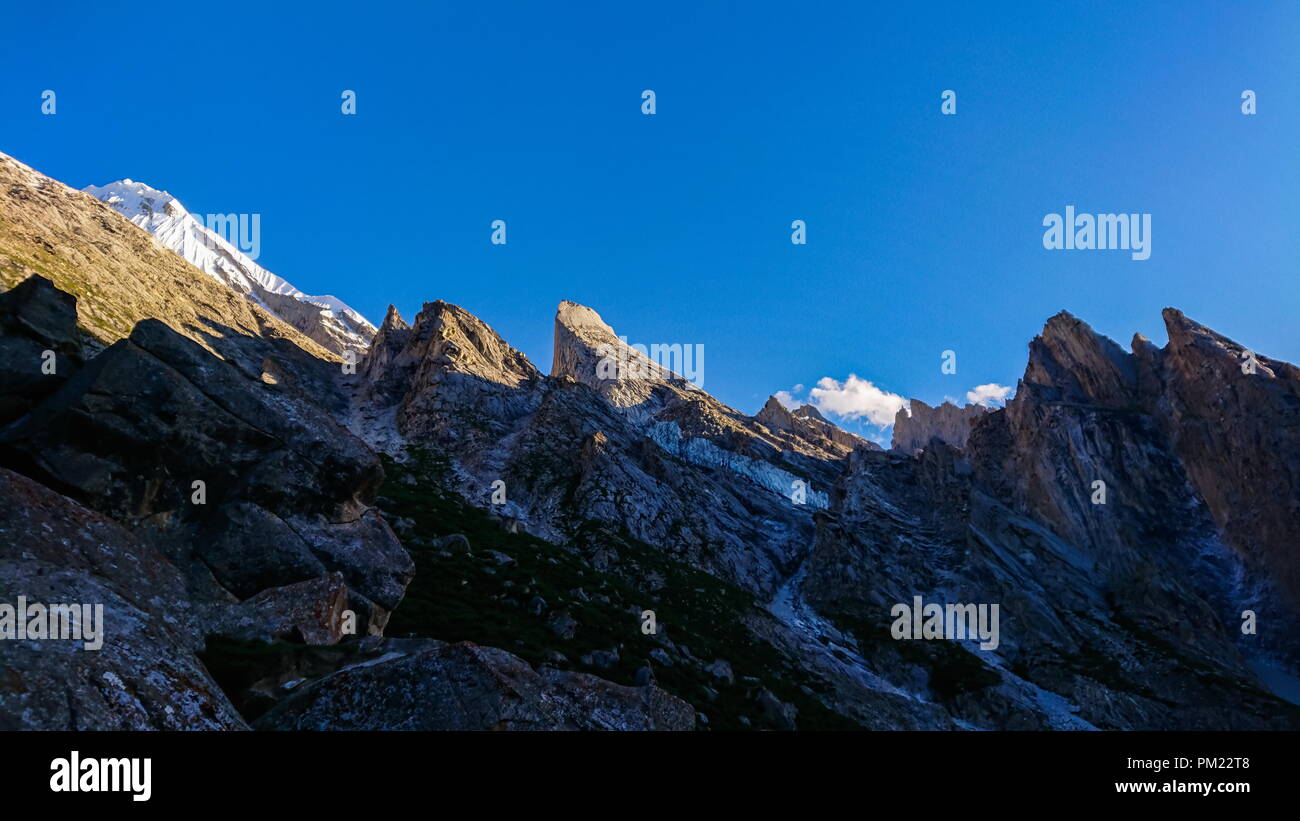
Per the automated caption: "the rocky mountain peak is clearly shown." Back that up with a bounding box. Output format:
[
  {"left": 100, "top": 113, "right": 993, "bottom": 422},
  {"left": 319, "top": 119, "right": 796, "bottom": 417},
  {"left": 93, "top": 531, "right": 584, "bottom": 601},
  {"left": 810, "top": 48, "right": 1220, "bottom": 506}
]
[
  {"left": 1021, "top": 311, "right": 1138, "bottom": 407},
  {"left": 1162, "top": 307, "right": 1293, "bottom": 382},
  {"left": 381, "top": 304, "right": 409, "bottom": 332},
  {"left": 755, "top": 395, "right": 874, "bottom": 456},
  {"left": 557, "top": 299, "right": 616, "bottom": 336},
  {"left": 551, "top": 300, "right": 677, "bottom": 408},
  {"left": 793, "top": 404, "right": 827, "bottom": 422},
  {"left": 415, "top": 300, "right": 539, "bottom": 386},
  {"left": 353, "top": 298, "right": 544, "bottom": 451}
]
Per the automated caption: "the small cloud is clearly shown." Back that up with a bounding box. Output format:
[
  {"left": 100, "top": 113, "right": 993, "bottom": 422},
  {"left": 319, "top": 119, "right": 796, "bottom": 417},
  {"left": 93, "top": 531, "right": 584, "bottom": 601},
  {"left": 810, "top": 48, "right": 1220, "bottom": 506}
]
[
  {"left": 774, "top": 390, "right": 800, "bottom": 410},
  {"left": 809, "top": 374, "right": 907, "bottom": 426},
  {"left": 966, "top": 383, "right": 1013, "bottom": 407}
]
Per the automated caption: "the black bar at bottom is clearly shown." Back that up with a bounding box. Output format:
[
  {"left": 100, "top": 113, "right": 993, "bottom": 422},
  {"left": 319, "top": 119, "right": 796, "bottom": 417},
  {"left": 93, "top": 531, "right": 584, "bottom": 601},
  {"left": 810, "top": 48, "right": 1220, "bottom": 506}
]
[{"left": 2, "top": 730, "right": 1290, "bottom": 807}]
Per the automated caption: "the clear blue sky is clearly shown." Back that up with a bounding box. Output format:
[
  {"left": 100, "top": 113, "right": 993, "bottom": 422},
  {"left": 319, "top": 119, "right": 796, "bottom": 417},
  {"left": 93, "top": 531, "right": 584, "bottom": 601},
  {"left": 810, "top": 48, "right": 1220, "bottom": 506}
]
[{"left": 3, "top": 1, "right": 1297, "bottom": 435}]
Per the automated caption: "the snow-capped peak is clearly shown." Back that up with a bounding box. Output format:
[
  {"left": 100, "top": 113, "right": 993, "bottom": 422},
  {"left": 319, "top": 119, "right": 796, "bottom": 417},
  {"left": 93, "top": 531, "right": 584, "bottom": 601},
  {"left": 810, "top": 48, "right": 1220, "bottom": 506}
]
[
  {"left": 85, "top": 179, "right": 186, "bottom": 221},
  {"left": 85, "top": 179, "right": 376, "bottom": 356}
]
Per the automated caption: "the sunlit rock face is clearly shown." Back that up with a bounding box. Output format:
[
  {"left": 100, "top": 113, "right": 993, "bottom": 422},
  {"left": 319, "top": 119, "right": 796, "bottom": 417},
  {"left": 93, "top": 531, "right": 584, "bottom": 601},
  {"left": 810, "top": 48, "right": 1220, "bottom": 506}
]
[{"left": 891, "top": 399, "right": 989, "bottom": 455}]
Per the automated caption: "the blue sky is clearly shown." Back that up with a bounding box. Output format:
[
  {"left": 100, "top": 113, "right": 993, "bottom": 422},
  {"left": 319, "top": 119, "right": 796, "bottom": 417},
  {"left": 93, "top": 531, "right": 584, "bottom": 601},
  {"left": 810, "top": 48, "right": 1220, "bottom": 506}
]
[{"left": 2, "top": 1, "right": 1297, "bottom": 436}]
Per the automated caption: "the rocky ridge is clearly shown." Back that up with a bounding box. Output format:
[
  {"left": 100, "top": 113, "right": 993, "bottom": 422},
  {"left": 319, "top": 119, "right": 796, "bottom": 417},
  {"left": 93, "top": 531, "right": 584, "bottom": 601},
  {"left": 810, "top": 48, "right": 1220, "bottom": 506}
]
[{"left": 757, "top": 396, "right": 879, "bottom": 457}]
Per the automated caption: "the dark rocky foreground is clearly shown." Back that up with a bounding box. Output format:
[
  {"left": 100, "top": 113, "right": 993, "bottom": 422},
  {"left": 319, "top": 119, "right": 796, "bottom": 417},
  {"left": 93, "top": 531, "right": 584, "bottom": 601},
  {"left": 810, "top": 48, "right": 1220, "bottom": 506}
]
[
  {"left": 0, "top": 276, "right": 692, "bottom": 730},
  {"left": 1, "top": 186, "right": 1298, "bottom": 729}
]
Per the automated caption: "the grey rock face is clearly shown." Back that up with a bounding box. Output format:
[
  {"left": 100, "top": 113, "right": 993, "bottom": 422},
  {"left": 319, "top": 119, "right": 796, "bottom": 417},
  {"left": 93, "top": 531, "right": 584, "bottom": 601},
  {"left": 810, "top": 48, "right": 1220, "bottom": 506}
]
[{"left": 801, "top": 438, "right": 1291, "bottom": 729}]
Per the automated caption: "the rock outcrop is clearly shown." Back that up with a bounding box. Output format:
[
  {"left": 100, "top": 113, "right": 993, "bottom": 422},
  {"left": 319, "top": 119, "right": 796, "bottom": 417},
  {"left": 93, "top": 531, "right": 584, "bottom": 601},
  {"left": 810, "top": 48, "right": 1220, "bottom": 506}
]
[
  {"left": 967, "top": 312, "right": 1196, "bottom": 571},
  {"left": 891, "top": 399, "right": 989, "bottom": 454},
  {"left": 963, "top": 309, "right": 1300, "bottom": 628},
  {"left": 961, "top": 311, "right": 1300, "bottom": 696}
]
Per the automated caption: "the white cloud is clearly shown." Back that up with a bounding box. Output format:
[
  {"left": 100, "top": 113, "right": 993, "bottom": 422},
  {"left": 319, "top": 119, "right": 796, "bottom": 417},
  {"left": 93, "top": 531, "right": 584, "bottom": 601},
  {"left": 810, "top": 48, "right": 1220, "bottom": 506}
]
[
  {"left": 966, "top": 383, "right": 1013, "bottom": 407},
  {"left": 808, "top": 374, "right": 908, "bottom": 426}
]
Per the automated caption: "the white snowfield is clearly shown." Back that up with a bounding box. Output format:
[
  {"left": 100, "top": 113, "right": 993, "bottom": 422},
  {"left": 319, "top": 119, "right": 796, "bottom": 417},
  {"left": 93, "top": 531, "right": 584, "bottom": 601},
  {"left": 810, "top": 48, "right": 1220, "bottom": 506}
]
[{"left": 84, "top": 179, "right": 375, "bottom": 354}]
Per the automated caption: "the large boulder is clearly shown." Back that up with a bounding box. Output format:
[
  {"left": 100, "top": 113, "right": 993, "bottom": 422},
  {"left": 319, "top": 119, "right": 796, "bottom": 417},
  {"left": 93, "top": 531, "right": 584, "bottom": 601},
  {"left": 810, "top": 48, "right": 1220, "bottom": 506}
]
[{"left": 0, "top": 468, "right": 247, "bottom": 730}]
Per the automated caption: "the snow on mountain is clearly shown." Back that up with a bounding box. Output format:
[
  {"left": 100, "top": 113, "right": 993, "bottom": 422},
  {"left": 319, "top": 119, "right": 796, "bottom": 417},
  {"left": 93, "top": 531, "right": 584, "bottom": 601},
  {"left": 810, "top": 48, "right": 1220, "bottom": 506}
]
[{"left": 84, "top": 179, "right": 375, "bottom": 357}]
